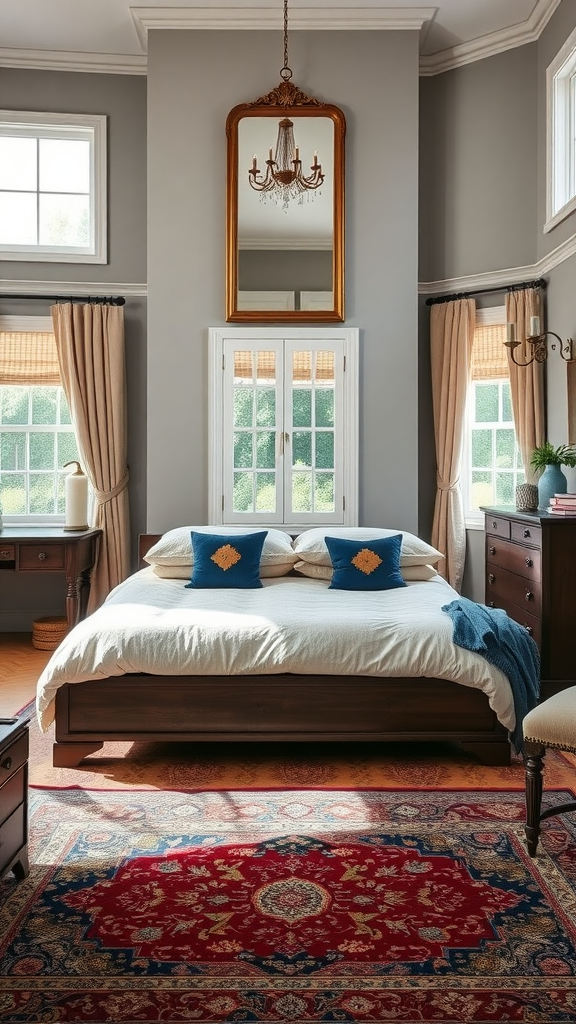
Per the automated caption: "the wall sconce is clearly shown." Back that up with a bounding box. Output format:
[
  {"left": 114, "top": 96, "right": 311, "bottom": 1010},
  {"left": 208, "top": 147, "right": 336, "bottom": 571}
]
[{"left": 505, "top": 316, "right": 575, "bottom": 366}]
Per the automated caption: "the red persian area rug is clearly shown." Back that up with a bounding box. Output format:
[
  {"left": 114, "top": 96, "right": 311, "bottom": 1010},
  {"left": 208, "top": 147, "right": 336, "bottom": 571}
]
[{"left": 3, "top": 787, "right": 576, "bottom": 1022}]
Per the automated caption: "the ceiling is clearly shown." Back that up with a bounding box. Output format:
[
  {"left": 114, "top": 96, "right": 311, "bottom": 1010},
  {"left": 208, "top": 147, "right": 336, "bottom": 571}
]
[{"left": 0, "top": 0, "right": 562, "bottom": 76}]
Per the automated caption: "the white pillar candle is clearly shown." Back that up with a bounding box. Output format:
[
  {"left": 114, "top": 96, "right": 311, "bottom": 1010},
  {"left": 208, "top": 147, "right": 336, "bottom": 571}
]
[
  {"left": 530, "top": 315, "right": 541, "bottom": 336},
  {"left": 63, "top": 461, "right": 88, "bottom": 531},
  {"left": 506, "top": 322, "right": 516, "bottom": 343}
]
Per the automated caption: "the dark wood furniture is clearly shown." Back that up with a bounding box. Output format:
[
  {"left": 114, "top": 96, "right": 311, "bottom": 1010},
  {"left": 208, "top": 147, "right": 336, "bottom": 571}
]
[
  {"left": 49, "top": 531, "right": 512, "bottom": 769},
  {"left": 482, "top": 506, "right": 576, "bottom": 696},
  {"left": 0, "top": 717, "right": 29, "bottom": 880},
  {"left": 0, "top": 527, "right": 101, "bottom": 629}
]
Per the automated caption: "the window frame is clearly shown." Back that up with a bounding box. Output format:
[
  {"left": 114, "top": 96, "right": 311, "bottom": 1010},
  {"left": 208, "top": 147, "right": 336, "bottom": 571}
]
[
  {"left": 208, "top": 326, "right": 359, "bottom": 529},
  {"left": 0, "top": 110, "right": 107, "bottom": 264},
  {"left": 0, "top": 314, "right": 79, "bottom": 526},
  {"left": 545, "top": 26, "right": 576, "bottom": 232}
]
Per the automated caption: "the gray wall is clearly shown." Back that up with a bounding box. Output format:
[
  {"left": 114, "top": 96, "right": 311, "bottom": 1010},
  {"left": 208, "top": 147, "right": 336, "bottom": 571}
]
[
  {"left": 239, "top": 250, "right": 332, "bottom": 295},
  {"left": 146, "top": 29, "right": 420, "bottom": 534}
]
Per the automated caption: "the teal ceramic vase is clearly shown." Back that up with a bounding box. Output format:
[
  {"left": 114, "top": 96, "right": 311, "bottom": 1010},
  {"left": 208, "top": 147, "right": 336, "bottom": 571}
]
[{"left": 537, "top": 463, "right": 567, "bottom": 509}]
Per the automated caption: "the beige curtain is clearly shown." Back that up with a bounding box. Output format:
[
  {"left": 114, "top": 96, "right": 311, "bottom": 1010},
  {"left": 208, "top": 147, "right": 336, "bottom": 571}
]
[
  {"left": 430, "top": 298, "right": 476, "bottom": 591},
  {"left": 51, "top": 302, "right": 130, "bottom": 611},
  {"left": 505, "top": 288, "right": 545, "bottom": 483}
]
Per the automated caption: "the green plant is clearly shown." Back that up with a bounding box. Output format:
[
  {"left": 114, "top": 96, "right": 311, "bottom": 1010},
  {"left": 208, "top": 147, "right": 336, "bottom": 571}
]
[{"left": 530, "top": 441, "right": 576, "bottom": 471}]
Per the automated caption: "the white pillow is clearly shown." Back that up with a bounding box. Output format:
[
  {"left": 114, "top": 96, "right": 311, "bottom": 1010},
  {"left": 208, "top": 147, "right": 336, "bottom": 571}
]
[
  {"left": 292, "top": 527, "right": 443, "bottom": 567},
  {"left": 144, "top": 525, "right": 297, "bottom": 568},
  {"left": 293, "top": 560, "right": 439, "bottom": 581},
  {"left": 151, "top": 561, "right": 295, "bottom": 580}
]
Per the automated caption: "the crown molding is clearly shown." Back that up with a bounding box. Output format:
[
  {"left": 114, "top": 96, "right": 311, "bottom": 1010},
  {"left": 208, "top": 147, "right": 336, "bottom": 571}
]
[
  {"left": 0, "top": 280, "right": 147, "bottom": 297},
  {"left": 0, "top": 46, "right": 146, "bottom": 75},
  {"left": 420, "top": 0, "right": 561, "bottom": 76},
  {"left": 418, "top": 229, "right": 576, "bottom": 297}
]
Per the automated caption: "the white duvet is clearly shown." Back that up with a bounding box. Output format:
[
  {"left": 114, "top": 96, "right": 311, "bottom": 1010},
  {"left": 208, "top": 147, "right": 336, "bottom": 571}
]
[{"left": 36, "top": 568, "right": 515, "bottom": 734}]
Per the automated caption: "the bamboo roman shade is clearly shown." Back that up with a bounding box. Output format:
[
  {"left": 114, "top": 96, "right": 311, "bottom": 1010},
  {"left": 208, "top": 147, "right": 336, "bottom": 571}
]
[
  {"left": 0, "top": 330, "right": 61, "bottom": 385},
  {"left": 470, "top": 323, "right": 508, "bottom": 381},
  {"left": 233, "top": 350, "right": 334, "bottom": 381}
]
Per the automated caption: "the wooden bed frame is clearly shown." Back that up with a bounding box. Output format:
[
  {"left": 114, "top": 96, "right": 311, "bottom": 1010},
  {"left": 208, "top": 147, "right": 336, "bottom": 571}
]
[{"left": 51, "top": 534, "right": 513, "bottom": 768}]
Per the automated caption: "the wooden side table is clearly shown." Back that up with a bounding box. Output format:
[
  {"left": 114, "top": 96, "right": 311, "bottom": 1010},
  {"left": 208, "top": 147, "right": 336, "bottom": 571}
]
[
  {"left": 0, "top": 527, "right": 101, "bottom": 629},
  {"left": 0, "top": 717, "right": 29, "bottom": 880}
]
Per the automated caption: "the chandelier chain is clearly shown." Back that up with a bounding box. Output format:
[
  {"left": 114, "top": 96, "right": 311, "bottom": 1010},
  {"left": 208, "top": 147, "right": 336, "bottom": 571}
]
[{"left": 281, "top": 0, "right": 292, "bottom": 81}]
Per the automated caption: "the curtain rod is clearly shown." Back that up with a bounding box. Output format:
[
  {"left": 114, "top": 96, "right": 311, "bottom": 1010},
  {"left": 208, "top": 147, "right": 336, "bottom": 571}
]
[
  {"left": 425, "top": 278, "right": 547, "bottom": 306},
  {"left": 0, "top": 293, "right": 126, "bottom": 306}
]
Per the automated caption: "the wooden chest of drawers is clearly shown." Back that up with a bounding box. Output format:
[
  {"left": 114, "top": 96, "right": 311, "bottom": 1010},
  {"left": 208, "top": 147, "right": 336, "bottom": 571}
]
[
  {"left": 483, "top": 507, "right": 576, "bottom": 691},
  {"left": 0, "top": 718, "right": 29, "bottom": 880}
]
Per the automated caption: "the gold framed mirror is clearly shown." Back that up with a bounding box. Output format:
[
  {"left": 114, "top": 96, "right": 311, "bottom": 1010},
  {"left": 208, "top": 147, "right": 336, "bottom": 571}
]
[{"left": 226, "top": 84, "right": 345, "bottom": 323}]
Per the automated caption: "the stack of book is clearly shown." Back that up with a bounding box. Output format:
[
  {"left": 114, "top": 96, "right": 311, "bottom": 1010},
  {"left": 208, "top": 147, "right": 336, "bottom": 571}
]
[{"left": 548, "top": 493, "right": 576, "bottom": 515}]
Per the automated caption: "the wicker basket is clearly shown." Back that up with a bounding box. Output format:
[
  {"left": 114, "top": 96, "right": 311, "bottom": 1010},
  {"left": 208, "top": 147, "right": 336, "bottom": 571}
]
[{"left": 32, "top": 615, "right": 68, "bottom": 651}]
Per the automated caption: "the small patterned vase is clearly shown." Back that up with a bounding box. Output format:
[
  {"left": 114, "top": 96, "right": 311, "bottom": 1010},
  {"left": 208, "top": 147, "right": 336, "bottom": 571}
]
[
  {"left": 515, "top": 483, "right": 538, "bottom": 512},
  {"left": 537, "top": 464, "right": 567, "bottom": 509}
]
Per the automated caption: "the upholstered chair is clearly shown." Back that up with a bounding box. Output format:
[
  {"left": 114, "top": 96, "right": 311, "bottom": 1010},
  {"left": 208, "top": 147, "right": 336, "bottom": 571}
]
[{"left": 523, "top": 687, "right": 576, "bottom": 856}]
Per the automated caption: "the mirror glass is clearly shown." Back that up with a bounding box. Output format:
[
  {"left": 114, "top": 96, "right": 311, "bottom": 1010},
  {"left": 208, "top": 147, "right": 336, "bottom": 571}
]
[{"left": 226, "top": 101, "right": 345, "bottom": 322}]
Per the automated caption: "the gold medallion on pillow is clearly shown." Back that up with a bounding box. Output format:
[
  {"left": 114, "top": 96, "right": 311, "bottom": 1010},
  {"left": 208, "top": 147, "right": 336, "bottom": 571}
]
[
  {"left": 211, "top": 544, "right": 242, "bottom": 571},
  {"left": 351, "top": 547, "right": 382, "bottom": 575}
]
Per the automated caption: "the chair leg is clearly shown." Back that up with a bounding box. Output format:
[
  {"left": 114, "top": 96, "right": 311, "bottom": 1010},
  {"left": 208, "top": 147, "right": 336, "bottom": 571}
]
[{"left": 524, "top": 743, "right": 545, "bottom": 857}]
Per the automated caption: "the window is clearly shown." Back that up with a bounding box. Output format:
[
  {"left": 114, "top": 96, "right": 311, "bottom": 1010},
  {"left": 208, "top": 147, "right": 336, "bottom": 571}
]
[
  {"left": 0, "top": 111, "right": 107, "bottom": 263},
  {"left": 0, "top": 316, "right": 81, "bottom": 524},
  {"left": 209, "top": 327, "right": 358, "bottom": 527},
  {"left": 546, "top": 27, "right": 576, "bottom": 231},
  {"left": 462, "top": 309, "right": 524, "bottom": 527}
]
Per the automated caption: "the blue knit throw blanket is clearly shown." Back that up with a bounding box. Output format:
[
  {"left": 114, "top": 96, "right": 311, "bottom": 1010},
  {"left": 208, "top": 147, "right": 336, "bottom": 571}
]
[{"left": 442, "top": 597, "right": 540, "bottom": 754}]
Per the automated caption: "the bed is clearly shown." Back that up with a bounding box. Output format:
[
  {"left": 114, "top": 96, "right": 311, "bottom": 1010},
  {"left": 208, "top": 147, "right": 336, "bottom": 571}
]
[{"left": 36, "top": 526, "right": 520, "bottom": 768}]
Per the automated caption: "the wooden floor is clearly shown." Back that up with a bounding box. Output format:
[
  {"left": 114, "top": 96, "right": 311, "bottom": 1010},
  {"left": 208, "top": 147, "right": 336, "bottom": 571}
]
[{"left": 0, "top": 633, "right": 52, "bottom": 718}]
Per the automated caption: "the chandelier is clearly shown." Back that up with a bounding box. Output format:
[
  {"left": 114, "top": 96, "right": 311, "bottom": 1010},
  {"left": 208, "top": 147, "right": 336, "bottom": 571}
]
[{"left": 248, "top": 0, "right": 324, "bottom": 208}]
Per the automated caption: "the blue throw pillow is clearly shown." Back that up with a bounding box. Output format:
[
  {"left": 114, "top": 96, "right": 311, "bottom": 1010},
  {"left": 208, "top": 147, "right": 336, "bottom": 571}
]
[
  {"left": 325, "top": 533, "right": 407, "bottom": 591},
  {"left": 185, "top": 531, "right": 268, "bottom": 589}
]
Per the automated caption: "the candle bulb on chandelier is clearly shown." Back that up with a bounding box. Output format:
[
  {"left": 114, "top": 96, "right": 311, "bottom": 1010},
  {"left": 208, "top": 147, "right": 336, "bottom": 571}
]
[
  {"left": 530, "top": 315, "right": 541, "bottom": 337},
  {"left": 506, "top": 322, "right": 516, "bottom": 344}
]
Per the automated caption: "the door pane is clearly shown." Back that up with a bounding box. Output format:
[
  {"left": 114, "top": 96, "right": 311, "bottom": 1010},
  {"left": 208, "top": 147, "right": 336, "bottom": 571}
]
[
  {"left": 315, "top": 473, "right": 334, "bottom": 512},
  {"left": 315, "top": 432, "right": 334, "bottom": 469},
  {"left": 293, "top": 431, "right": 312, "bottom": 468},
  {"left": 256, "top": 431, "right": 275, "bottom": 469},
  {"left": 233, "top": 472, "right": 254, "bottom": 512},
  {"left": 255, "top": 474, "right": 276, "bottom": 512},
  {"left": 292, "top": 472, "right": 312, "bottom": 512},
  {"left": 234, "top": 432, "right": 253, "bottom": 468}
]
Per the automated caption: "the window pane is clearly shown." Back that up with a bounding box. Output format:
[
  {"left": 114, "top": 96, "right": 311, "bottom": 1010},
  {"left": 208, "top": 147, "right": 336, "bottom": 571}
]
[
  {"left": 39, "top": 139, "right": 90, "bottom": 193},
  {"left": 0, "top": 432, "right": 25, "bottom": 470},
  {"left": 315, "top": 432, "right": 334, "bottom": 469},
  {"left": 315, "top": 351, "right": 334, "bottom": 382},
  {"left": 293, "top": 431, "right": 312, "bottom": 468},
  {"left": 496, "top": 428, "right": 515, "bottom": 469},
  {"left": 293, "top": 388, "right": 311, "bottom": 428},
  {"left": 0, "top": 387, "right": 28, "bottom": 424},
  {"left": 315, "top": 389, "right": 334, "bottom": 428},
  {"left": 502, "top": 382, "right": 513, "bottom": 422},
  {"left": 495, "top": 472, "right": 514, "bottom": 505},
  {"left": 256, "top": 431, "right": 275, "bottom": 469},
  {"left": 0, "top": 192, "right": 37, "bottom": 245},
  {"left": 234, "top": 432, "right": 253, "bottom": 469},
  {"left": 57, "top": 472, "right": 66, "bottom": 514},
  {"left": 234, "top": 388, "right": 253, "bottom": 428},
  {"left": 471, "top": 471, "right": 493, "bottom": 510},
  {"left": 32, "top": 387, "right": 57, "bottom": 424},
  {"left": 293, "top": 351, "right": 311, "bottom": 383},
  {"left": 233, "top": 472, "right": 254, "bottom": 513},
  {"left": 475, "top": 383, "right": 499, "bottom": 422},
  {"left": 472, "top": 429, "right": 492, "bottom": 468},
  {"left": 30, "top": 433, "right": 54, "bottom": 470},
  {"left": 255, "top": 474, "right": 275, "bottom": 512},
  {"left": 292, "top": 471, "right": 312, "bottom": 512},
  {"left": 29, "top": 473, "right": 55, "bottom": 514},
  {"left": 255, "top": 388, "right": 275, "bottom": 427},
  {"left": 315, "top": 473, "right": 334, "bottom": 512},
  {"left": 0, "top": 473, "right": 25, "bottom": 514},
  {"left": 60, "top": 392, "right": 72, "bottom": 425},
  {"left": 39, "top": 193, "right": 90, "bottom": 247},
  {"left": 57, "top": 432, "right": 79, "bottom": 467},
  {"left": 0, "top": 137, "right": 37, "bottom": 190}
]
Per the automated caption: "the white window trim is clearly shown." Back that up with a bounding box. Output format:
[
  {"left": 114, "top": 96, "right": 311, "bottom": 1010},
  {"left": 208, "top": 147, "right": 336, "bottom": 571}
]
[
  {"left": 208, "top": 326, "right": 359, "bottom": 529},
  {"left": 545, "top": 26, "right": 576, "bottom": 232},
  {"left": 0, "top": 110, "right": 107, "bottom": 264}
]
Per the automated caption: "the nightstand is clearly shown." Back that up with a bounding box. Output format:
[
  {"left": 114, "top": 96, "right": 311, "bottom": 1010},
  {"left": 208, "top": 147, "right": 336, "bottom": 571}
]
[{"left": 0, "top": 718, "right": 30, "bottom": 880}]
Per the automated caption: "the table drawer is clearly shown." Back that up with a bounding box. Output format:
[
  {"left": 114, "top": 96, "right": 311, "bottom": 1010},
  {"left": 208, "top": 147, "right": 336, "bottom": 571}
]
[
  {"left": 0, "top": 803, "right": 26, "bottom": 877},
  {"left": 486, "top": 564, "right": 541, "bottom": 617},
  {"left": 18, "top": 543, "right": 65, "bottom": 570},
  {"left": 485, "top": 598, "right": 541, "bottom": 646},
  {"left": 486, "top": 537, "right": 541, "bottom": 581},
  {"left": 510, "top": 521, "right": 542, "bottom": 547},
  {"left": 0, "top": 765, "right": 26, "bottom": 824},
  {"left": 485, "top": 515, "right": 511, "bottom": 539},
  {"left": 0, "top": 544, "right": 15, "bottom": 561},
  {"left": 0, "top": 730, "right": 28, "bottom": 781}
]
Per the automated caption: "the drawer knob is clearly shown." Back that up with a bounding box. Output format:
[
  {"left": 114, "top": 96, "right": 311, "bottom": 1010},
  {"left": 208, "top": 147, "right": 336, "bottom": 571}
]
[
  {"left": 489, "top": 545, "right": 496, "bottom": 556},
  {"left": 492, "top": 521, "right": 498, "bottom": 529},
  {"left": 1, "top": 756, "right": 12, "bottom": 771},
  {"left": 488, "top": 573, "right": 495, "bottom": 584},
  {"left": 488, "top": 601, "right": 495, "bottom": 608},
  {"left": 0, "top": 549, "right": 11, "bottom": 557},
  {"left": 525, "top": 557, "right": 533, "bottom": 567},
  {"left": 525, "top": 591, "right": 534, "bottom": 602},
  {"left": 523, "top": 528, "right": 530, "bottom": 538},
  {"left": 524, "top": 625, "right": 533, "bottom": 635},
  {"left": 38, "top": 552, "right": 47, "bottom": 561}
]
